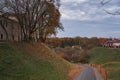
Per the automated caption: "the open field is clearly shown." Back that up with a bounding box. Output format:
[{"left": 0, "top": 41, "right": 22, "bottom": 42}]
[
  {"left": 87, "top": 47, "right": 120, "bottom": 80},
  {"left": 88, "top": 47, "right": 120, "bottom": 64},
  {"left": 103, "top": 62, "right": 120, "bottom": 80}
]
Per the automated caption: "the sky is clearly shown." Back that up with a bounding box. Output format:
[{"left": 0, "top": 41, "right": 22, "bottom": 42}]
[{"left": 57, "top": 0, "right": 120, "bottom": 38}]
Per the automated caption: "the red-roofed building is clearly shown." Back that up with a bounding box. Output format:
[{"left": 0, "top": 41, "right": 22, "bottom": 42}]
[{"left": 103, "top": 39, "right": 120, "bottom": 48}]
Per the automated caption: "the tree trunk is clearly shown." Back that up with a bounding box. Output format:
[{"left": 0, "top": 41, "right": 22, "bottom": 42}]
[{"left": 0, "top": 21, "right": 9, "bottom": 40}]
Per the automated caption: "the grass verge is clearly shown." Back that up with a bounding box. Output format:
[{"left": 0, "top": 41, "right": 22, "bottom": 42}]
[
  {"left": 87, "top": 47, "right": 120, "bottom": 80},
  {"left": 0, "top": 42, "right": 72, "bottom": 80}
]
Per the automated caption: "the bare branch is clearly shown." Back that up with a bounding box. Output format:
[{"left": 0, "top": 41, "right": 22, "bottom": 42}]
[
  {"left": 0, "top": 0, "right": 62, "bottom": 42},
  {"left": 100, "top": 0, "right": 120, "bottom": 15},
  {"left": 103, "top": 9, "right": 120, "bottom": 15},
  {"left": 100, "top": 0, "right": 112, "bottom": 6}
]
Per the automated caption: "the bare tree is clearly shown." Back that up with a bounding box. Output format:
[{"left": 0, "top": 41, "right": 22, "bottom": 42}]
[
  {"left": 100, "top": 0, "right": 120, "bottom": 15},
  {"left": 0, "top": 0, "right": 62, "bottom": 42},
  {"left": 100, "top": 0, "right": 112, "bottom": 6}
]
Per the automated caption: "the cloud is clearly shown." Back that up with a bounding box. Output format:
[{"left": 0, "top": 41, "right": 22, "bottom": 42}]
[
  {"left": 61, "top": 9, "right": 86, "bottom": 20},
  {"left": 60, "top": 0, "right": 120, "bottom": 21},
  {"left": 61, "top": 0, "right": 88, "bottom": 3},
  {"left": 99, "top": 31, "right": 120, "bottom": 38}
]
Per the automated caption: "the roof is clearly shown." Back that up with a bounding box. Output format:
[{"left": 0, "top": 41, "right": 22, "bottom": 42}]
[
  {"left": 0, "top": 13, "right": 18, "bottom": 23},
  {"left": 105, "top": 39, "right": 120, "bottom": 44}
]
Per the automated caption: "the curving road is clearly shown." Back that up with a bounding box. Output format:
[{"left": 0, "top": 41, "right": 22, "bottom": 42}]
[
  {"left": 94, "top": 68, "right": 104, "bottom": 80},
  {"left": 75, "top": 64, "right": 104, "bottom": 80}
]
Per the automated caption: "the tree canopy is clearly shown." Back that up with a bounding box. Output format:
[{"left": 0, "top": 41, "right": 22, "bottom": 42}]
[{"left": 0, "top": 0, "right": 63, "bottom": 42}]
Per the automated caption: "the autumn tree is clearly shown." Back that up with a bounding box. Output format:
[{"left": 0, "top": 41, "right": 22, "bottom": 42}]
[
  {"left": 0, "top": 0, "right": 62, "bottom": 42},
  {"left": 99, "top": 38, "right": 107, "bottom": 44},
  {"left": 74, "top": 36, "right": 83, "bottom": 46},
  {"left": 39, "top": 2, "right": 63, "bottom": 42}
]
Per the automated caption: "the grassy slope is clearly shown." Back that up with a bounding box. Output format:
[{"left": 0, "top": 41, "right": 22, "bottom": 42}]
[
  {"left": 87, "top": 47, "right": 120, "bottom": 80},
  {"left": 88, "top": 47, "right": 120, "bottom": 64},
  {"left": 103, "top": 62, "right": 120, "bottom": 80},
  {"left": 0, "top": 42, "right": 71, "bottom": 80}
]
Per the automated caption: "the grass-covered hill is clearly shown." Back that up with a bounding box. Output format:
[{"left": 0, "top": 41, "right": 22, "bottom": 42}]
[
  {"left": 103, "top": 62, "right": 120, "bottom": 80},
  {"left": 87, "top": 47, "right": 120, "bottom": 80},
  {"left": 0, "top": 42, "right": 72, "bottom": 80},
  {"left": 88, "top": 47, "right": 120, "bottom": 64}
]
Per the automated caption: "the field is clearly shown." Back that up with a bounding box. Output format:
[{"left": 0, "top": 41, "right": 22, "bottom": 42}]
[
  {"left": 87, "top": 47, "right": 120, "bottom": 80},
  {"left": 0, "top": 42, "right": 72, "bottom": 80},
  {"left": 103, "top": 62, "right": 120, "bottom": 80}
]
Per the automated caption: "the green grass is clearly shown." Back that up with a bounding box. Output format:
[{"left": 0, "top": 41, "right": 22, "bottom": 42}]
[
  {"left": 0, "top": 42, "right": 70, "bottom": 80},
  {"left": 103, "top": 62, "right": 120, "bottom": 80},
  {"left": 87, "top": 47, "right": 120, "bottom": 80},
  {"left": 108, "top": 70, "right": 120, "bottom": 80},
  {"left": 87, "top": 47, "right": 120, "bottom": 64}
]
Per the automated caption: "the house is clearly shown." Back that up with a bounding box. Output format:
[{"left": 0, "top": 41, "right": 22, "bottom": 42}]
[
  {"left": 72, "top": 45, "right": 82, "bottom": 50},
  {"left": 0, "top": 12, "right": 40, "bottom": 42},
  {"left": 0, "top": 13, "right": 22, "bottom": 41},
  {"left": 103, "top": 39, "right": 120, "bottom": 48}
]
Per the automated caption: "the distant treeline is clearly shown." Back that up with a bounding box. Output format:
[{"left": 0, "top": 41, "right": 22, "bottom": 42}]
[{"left": 46, "top": 36, "right": 108, "bottom": 49}]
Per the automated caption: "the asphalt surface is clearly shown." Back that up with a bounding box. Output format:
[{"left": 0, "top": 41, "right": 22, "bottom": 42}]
[
  {"left": 94, "top": 68, "right": 104, "bottom": 80},
  {"left": 75, "top": 65, "right": 96, "bottom": 80}
]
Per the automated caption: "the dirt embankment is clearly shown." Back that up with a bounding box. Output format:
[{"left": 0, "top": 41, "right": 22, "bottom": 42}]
[{"left": 68, "top": 64, "right": 82, "bottom": 80}]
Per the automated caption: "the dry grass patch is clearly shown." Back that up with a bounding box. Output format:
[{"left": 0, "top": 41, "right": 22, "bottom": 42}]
[{"left": 68, "top": 64, "right": 82, "bottom": 80}]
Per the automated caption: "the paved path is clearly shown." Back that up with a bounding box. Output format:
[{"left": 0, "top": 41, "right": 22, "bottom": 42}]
[
  {"left": 94, "top": 68, "right": 104, "bottom": 80},
  {"left": 75, "top": 65, "right": 96, "bottom": 80},
  {"left": 74, "top": 64, "right": 104, "bottom": 80}
]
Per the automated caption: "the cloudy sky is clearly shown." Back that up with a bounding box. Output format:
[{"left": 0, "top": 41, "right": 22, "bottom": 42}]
[{"left": 57, "top": 0, "right": 120, "bottom": 38}]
